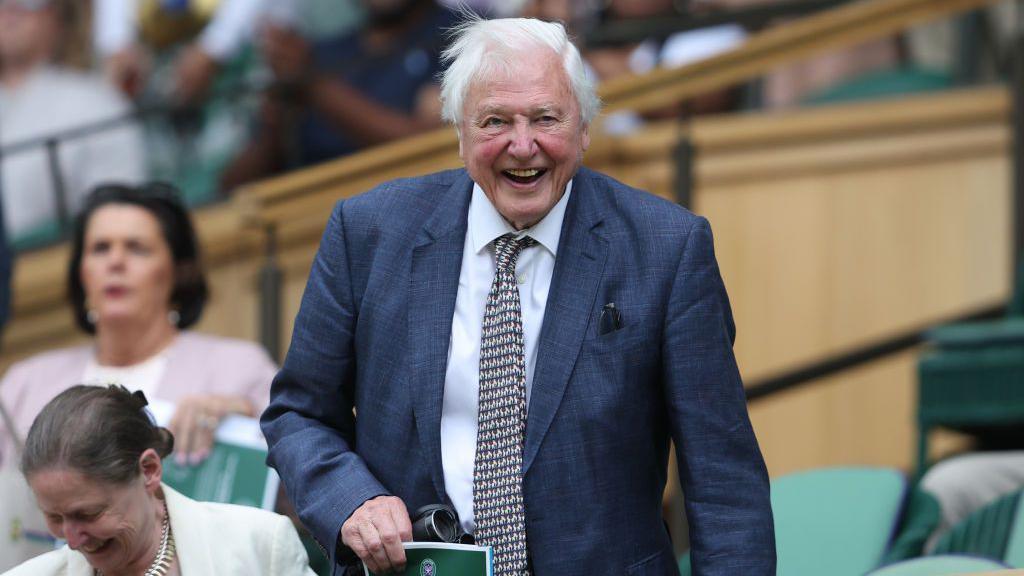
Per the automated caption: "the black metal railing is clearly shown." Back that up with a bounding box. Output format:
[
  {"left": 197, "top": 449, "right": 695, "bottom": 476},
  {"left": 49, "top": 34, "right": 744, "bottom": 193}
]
[{"left": 0, "top": 78, "right": 265, "bottom": 251}]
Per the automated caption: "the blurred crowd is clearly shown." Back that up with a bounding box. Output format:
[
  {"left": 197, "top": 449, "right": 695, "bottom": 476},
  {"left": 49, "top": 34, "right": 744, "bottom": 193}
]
[{"left": 0, "top": 0, "right": 1010, "bottom": 250}]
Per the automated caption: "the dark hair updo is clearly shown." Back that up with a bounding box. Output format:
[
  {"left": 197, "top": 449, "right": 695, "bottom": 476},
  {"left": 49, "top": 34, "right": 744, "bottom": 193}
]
[
  {"left": 67, "top": 182, "right": 209, "bottom": 334},
  {"left": 21, "top": 385, "right": 174, "bottom": 484}
]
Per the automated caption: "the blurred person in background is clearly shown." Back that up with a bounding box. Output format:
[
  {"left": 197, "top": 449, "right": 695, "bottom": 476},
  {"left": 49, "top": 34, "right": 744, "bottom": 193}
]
[
  {"left": 0, "top": 0, "right": 144, "bottom": 247},
  {"left": 5, "top": 384, "right": 314, "bottom": 576},
  {"left": 94, "top": 0, "right": 365, "bottom": 208},
  {"left": 219, "top": 0, "right": 455, "bottom": 191},
  {"left": 520, "top": 0, "right": 746, "bottom": 135},
  {"left": 0, "top": 183, "right": 277, "bottom": 472},
  {"left": 704, "top": 0, "right": 903, "bottom": 107},
  {"left": 97, "top": 0, "right": 364, "bottom": 102},
  {"left": 98, "top": 0, "right": 266, "bottom": 103}
]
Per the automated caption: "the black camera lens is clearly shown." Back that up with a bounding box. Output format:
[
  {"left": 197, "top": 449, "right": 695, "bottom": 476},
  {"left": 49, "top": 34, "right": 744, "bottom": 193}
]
[{"left": 412, "top": 505, "right": 460, "bottom": 543}]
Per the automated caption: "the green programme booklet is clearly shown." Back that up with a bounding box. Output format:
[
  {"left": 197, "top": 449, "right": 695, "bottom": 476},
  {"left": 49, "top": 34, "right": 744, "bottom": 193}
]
[
  {"left": 149, "top": 399, "right": 279, "bottom": 510},
  {"left": 363, "top": 542, "right": 493, "bottom": 576}
]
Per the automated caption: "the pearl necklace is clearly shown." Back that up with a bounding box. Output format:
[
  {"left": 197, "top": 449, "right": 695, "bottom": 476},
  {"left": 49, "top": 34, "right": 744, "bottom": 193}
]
[{"left": 95, "top": 501, "right": 176, "bottom": 576}]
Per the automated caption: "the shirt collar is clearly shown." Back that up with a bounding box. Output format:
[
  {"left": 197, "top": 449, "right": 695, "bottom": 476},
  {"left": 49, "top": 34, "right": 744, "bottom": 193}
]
[{"left": 469, "top": 180, "right": 572, "bottom": 257}]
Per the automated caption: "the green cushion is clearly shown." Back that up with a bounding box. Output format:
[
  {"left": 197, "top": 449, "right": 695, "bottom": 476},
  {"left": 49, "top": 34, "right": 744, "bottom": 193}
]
[
  {"left": 933, "top": 492, "right": 1020, "bottom": 562},
  {"left": 773, "top": 468, "right": 906, "bottom": 576},
  {"left": 678, "top": 468, "right": 906, "bottom": 576},
  {"left": 867, "top": 555, "right": 1008, "bottom": 575},
  {"left": 678, "top": 551, "right": 691, "bottom": 576},
  {"left": 883, "top": 487, "right": 943, "bottom": 564},
  {"left": 10, "top": 220, "right": 63, "bottom": 252},
  {"left": 805, "top": 67, "right": 951, "bottom": 106},
  {"left": 1001, "top": 490, "right": 1024, "bottom": 567}
]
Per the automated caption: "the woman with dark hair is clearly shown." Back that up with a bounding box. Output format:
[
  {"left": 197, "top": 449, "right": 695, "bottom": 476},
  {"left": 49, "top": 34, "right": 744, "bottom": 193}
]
[
  {"left": 0, "top": 182, "right": 277, "bottom": 468},
  {"left": 5, "top": 384, "right": 314, "bottom": 575}
]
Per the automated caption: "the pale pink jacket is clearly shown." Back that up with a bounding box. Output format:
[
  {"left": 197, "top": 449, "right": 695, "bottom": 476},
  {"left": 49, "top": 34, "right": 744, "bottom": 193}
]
[{"left": 0, "top": 331, "right": 277, "bottom": 468}]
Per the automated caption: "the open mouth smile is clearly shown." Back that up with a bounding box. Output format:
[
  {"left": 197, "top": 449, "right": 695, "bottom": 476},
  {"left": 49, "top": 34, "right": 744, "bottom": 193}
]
[
  {"left": 502, "top": 168, "right": 547, "bottom": 184},
  {"left": 81, "top": 540, "right": 110, "bottom": 554}
]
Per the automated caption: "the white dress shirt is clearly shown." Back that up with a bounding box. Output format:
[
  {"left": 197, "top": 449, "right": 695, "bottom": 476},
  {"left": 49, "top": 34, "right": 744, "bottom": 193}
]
[{"left": 441, "top": 181, "right": 571, "bottom": 534}]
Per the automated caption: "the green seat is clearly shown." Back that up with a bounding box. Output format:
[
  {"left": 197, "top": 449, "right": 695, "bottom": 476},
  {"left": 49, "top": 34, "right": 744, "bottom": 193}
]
[
  {"left": 805, "top": 67, "right": 952, "bottom": 106},
  {"left": 866, "top": 555, "right": 1009, "bottom": 575},
  {"left": 926, "top": 319, "right": 1024, "bottom": 349},
  {"left": 10, "top": 220, "right": 63, "bottom": 252},
  {"left": 917, "top": 262, "right": 1024, "bottom": 473},
  {"left": 882, "top": 485, "right": 943, "bottom": 564},
  {"left": 679, "top": 467, "right": 906, "bottom": 576},
  {"left": 300, "top": 530, "right": 332, "bottom": 576},
  {"left": 932, "top": 490, "right": 1024, "bottom": 568}
]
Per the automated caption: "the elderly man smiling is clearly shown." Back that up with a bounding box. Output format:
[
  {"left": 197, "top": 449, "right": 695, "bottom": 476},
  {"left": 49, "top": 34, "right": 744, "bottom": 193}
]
[{"left": 261, "top": 16, "right": 775, "bottom": 576}]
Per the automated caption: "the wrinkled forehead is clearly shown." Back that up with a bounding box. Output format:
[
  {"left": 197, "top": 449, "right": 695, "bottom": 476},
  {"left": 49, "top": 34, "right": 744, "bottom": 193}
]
[{"left": 29, "top": 468, "right": 111, "bottom": 509}]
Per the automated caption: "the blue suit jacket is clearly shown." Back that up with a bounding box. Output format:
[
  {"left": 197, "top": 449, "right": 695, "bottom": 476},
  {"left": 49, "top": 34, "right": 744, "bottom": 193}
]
[{"left": 261, "top": 167, "right": 775, "bottom": 575}]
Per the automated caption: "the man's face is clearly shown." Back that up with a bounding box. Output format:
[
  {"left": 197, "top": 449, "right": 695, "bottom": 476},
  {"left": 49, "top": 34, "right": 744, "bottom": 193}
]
[{"left": 458, "top": 48, "right": 590, "bottom": 230}]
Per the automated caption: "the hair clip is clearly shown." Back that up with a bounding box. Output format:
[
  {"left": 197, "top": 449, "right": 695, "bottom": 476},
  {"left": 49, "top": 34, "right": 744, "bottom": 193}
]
[{"left": 132, "top": 389, "right": 149, "bottom": 407}]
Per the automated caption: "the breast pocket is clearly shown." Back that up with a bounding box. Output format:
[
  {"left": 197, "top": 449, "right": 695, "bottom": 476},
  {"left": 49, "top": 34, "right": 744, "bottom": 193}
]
[
  {"left": 580, "top": 319, "right": 654, "bottom": 364},
  {"left": 572, "top": 321, "right": 659, "bottom": 417}
]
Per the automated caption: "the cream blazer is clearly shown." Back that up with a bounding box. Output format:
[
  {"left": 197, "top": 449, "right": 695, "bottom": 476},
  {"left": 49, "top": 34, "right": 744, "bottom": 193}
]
[{"left": 2, "top": 485, "right": 315, "bottom": 576}]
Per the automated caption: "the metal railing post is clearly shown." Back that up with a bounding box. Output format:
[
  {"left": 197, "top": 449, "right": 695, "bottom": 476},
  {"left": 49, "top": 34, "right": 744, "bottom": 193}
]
[
  {"left": 259, "top": 224, "right": 283, "bottom": 363},
  {"left": 673, "top": 106, "right": 695, "bottom": 209},
  {"left": 673, "top": 136, "right": 694, "bottom": 210},
  {"left": 44, "top": 138, "right": 70, "bottom": 237},
  {"left": 954, "top": 9, "right": 985, "bottom": 85},
  {"left": 1013, "top": 0, "right": 1024, "bottom": 267}
]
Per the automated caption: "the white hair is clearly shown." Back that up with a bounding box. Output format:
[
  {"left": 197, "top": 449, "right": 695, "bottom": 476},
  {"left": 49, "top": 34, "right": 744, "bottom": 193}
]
[{"left": 439, "top": 16, "right": 601, "bottom": 127}]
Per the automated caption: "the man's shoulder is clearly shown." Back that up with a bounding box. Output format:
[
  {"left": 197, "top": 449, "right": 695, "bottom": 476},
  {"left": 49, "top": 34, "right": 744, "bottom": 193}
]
[
  {"left": 337, "top": 168, "right": 467, "bottom": 225},
  {"left": 366, "top": 168, "right": 465, "bottom": 196},
  {"left": 579, "top": 166, "right": 702, "bottom": 229}
]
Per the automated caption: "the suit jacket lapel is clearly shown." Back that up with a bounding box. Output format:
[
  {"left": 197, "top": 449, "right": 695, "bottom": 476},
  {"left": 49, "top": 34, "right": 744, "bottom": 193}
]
[
  {"left": 409, "top": 173, "right": 473, "bottom": 501},
  {"left": 524, "top": 169, "right": 609, "bottom": 474}
]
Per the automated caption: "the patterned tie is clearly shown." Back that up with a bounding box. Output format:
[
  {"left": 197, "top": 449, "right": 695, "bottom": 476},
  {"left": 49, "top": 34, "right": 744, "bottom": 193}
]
[{"left": 474, "top": 233, "right": 535, "bottom": 576}]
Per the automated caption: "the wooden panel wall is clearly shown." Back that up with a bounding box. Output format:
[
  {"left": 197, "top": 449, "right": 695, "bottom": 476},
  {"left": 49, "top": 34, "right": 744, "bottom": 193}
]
[{"left": 700, "top": 89, "right": 1010, "bottom": 475}]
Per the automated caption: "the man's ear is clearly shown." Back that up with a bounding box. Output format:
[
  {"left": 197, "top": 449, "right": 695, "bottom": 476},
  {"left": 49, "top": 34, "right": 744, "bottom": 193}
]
[
  {"left": 581, "top": 122, "right": 591, "bottom": 153},
  {"left": 139, "top": 448, "right": 163, "bottom": 494},
  {"left": 457, "top": 126, "right": 464, "bottom": 159}
]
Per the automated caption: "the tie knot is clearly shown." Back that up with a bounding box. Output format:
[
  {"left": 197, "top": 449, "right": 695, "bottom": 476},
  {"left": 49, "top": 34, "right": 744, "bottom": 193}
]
[{"left": 493, "top": 234, "right": 536, "bottom": 272}]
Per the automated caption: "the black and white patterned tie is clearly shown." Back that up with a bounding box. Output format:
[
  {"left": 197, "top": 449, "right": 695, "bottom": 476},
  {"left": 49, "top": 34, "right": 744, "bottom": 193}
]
[{"left": 474, "top": 233, "right": 535, "bottom": 576}]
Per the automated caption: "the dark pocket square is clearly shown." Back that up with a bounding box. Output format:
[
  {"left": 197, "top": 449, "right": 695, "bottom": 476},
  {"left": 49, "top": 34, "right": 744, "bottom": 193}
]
[{"left": 599, "top": 303, "right": 622, "bottom": 335}]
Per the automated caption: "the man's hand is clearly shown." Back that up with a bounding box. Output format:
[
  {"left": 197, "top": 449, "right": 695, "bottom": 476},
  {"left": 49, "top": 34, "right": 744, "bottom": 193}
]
[{"left": 341, "top": 496, "right": 412, "bottom": 573}]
